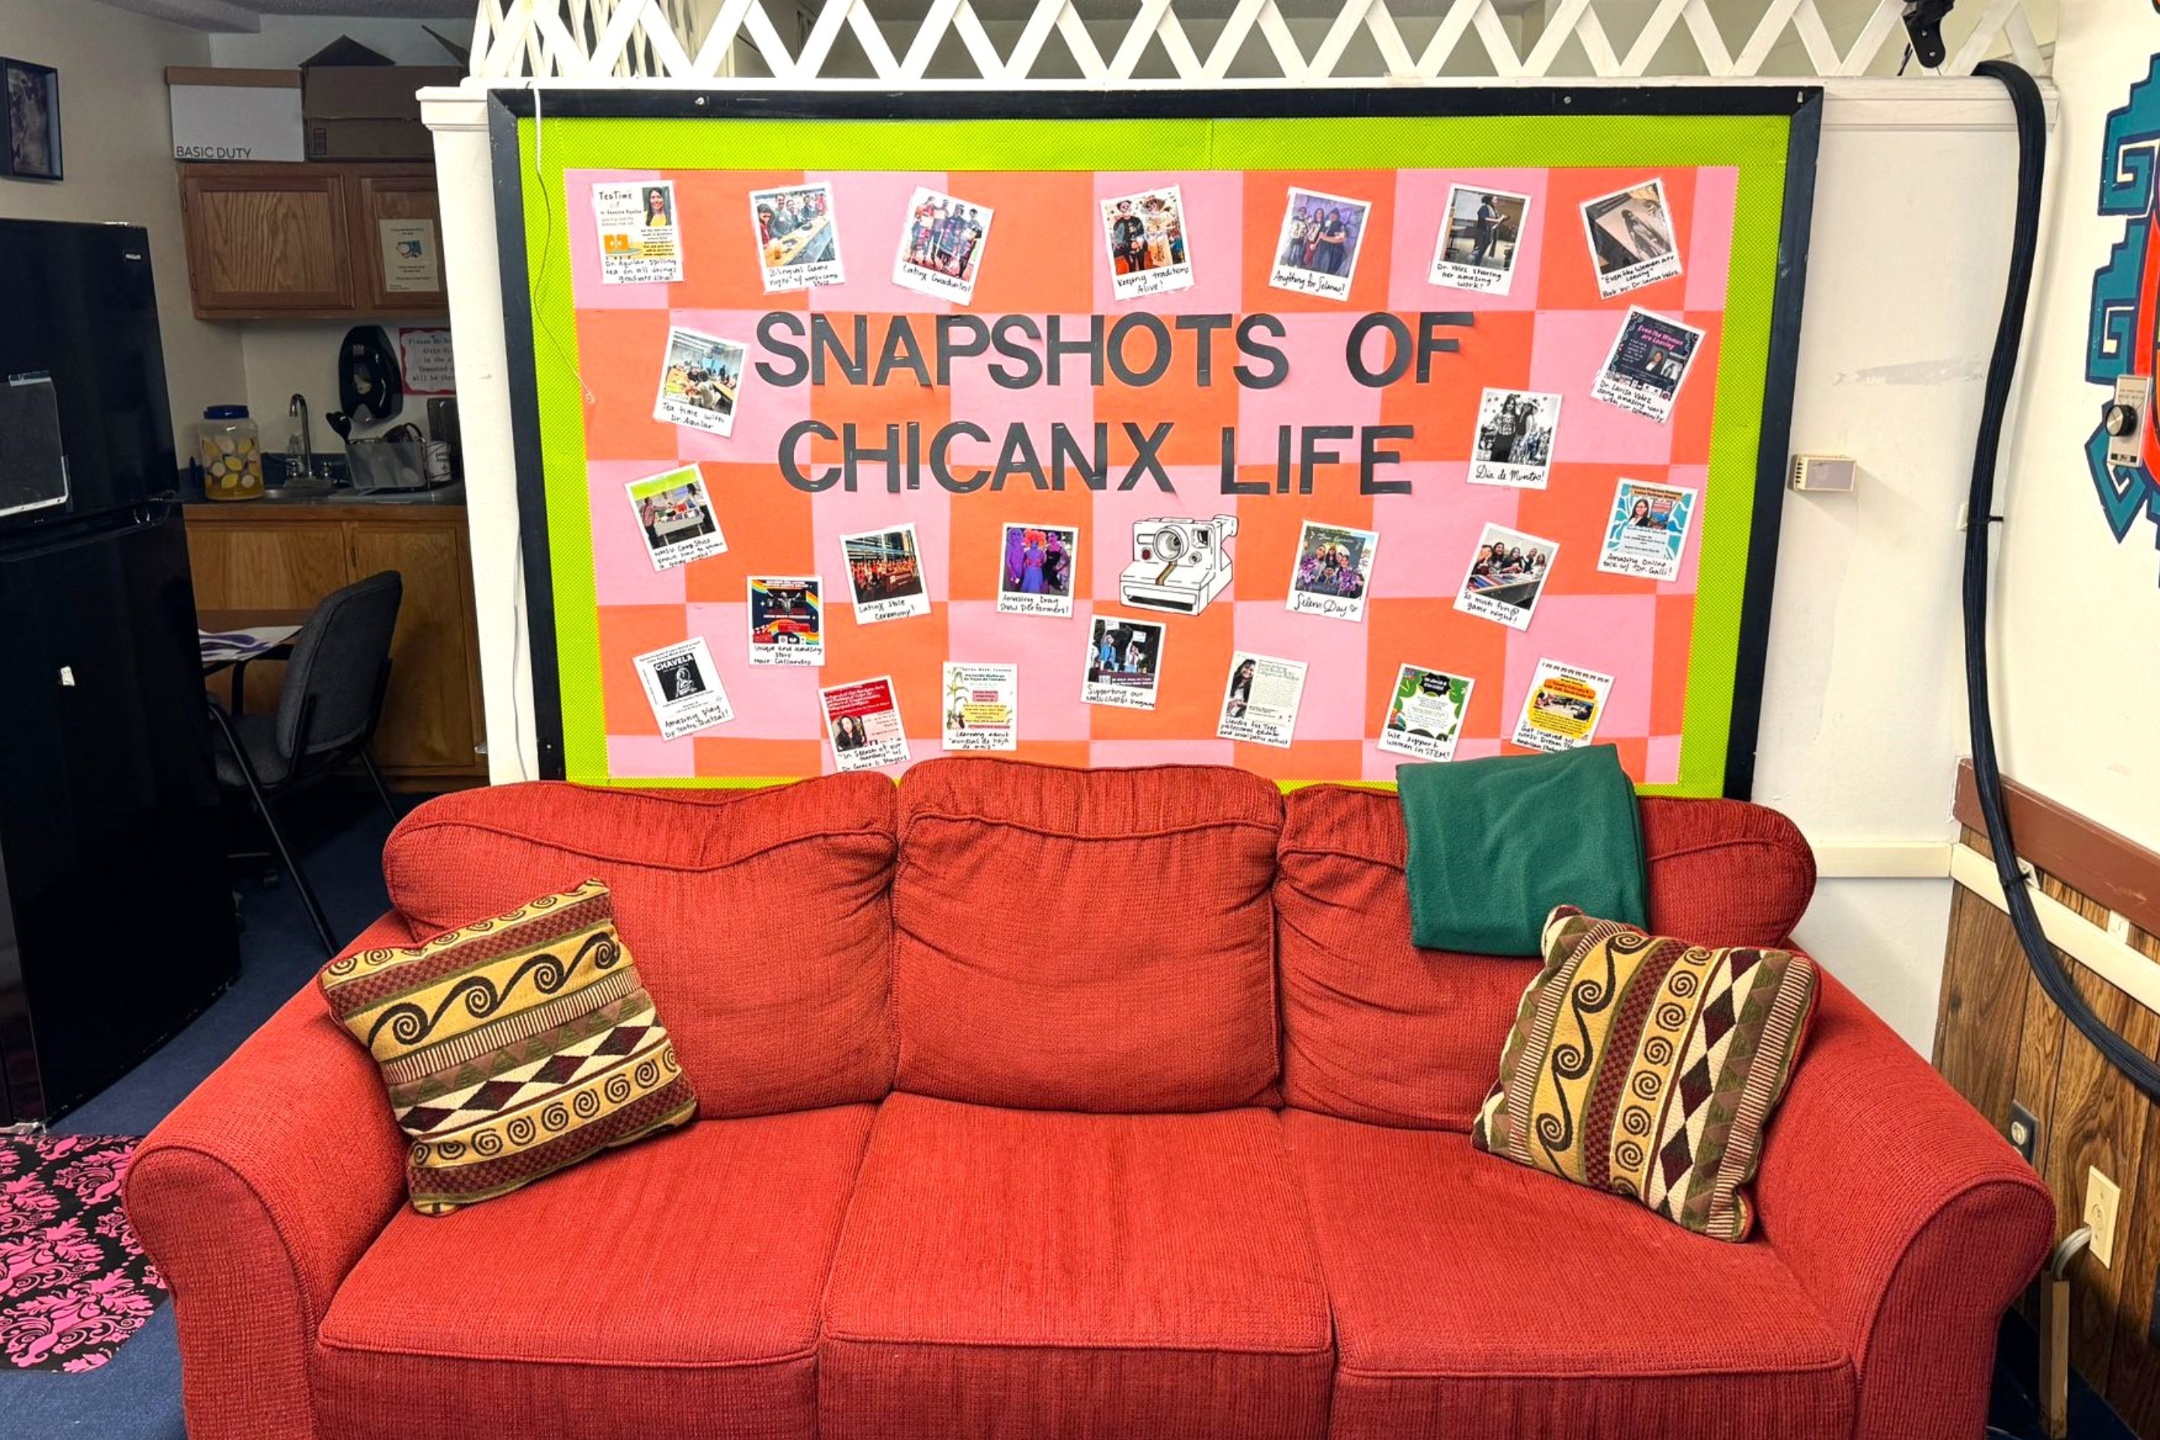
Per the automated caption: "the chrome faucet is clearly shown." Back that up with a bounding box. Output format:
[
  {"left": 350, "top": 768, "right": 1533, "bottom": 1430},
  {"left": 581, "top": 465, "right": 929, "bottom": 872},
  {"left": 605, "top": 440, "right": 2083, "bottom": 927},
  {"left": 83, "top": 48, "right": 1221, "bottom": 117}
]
[{"left": 288, "top": 393, "right": 313, "bottom": 480}]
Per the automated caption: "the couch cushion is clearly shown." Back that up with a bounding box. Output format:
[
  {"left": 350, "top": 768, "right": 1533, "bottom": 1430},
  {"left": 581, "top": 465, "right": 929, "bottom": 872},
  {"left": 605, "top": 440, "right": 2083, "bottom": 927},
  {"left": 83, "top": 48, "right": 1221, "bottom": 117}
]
[
  {"left": 1281, "top": 1109, "right": 1855, "bottom": 1440},
  {"left": 1276, "top": 786, "right": 1816, "bottom": 1130},
  {"left": 819, "top": 1094, "right": 1333, "bottom": 1440},
  {"left": 891, "top": 758, "right": 1282, "bottom": 1111},
  {"left": 314, "top": 1106, "right": 874, "bottom": 1440},
  {"left": 382, "top": 777, "right": 895, "bottom": 1117}
]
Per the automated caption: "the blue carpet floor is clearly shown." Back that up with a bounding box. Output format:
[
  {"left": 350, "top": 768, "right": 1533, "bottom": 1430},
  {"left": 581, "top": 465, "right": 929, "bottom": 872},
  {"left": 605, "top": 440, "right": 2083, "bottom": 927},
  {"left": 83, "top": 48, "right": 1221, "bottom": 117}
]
[
  {"left": 0, "top": 788, "right": 2139, "bottom": 1440},
  {"left": 0, "top": 788, "right": 403, "bottom": 1440}
]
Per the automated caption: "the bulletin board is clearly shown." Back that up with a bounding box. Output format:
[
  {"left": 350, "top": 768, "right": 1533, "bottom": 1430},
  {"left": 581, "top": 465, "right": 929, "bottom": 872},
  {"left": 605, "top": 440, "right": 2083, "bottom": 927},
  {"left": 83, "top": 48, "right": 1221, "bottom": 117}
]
[{"left": 493, "top": 88, "right": 1819, "bottom": 796}]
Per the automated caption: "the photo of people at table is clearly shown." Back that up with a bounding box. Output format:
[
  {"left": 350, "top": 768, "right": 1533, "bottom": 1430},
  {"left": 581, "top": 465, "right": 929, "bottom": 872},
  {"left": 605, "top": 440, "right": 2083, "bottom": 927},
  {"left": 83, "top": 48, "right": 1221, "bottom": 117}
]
[
  {"left": 653, "top": 326, "right": 746, "bottom": 437},
  {"left": 624, "top": 465, "right": 726, "bottom": 571},
  {"left": 751, "top": 182, "right": 843, "bottom": 291},
  {"left": 1455, "top": 521, "right": 1559, "bottom": 631}
]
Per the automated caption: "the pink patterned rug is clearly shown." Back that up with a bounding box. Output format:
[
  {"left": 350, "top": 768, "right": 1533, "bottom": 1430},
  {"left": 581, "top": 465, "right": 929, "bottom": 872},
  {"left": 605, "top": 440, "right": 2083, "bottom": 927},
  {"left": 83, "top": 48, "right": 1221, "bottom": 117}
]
[{"left": 0, "top": 1136, "right": 166, "bottom": 1372}]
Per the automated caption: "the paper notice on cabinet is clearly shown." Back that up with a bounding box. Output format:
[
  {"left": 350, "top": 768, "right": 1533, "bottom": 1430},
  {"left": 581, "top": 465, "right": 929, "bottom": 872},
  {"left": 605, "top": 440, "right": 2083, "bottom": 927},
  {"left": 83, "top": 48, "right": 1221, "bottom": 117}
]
[{"left": 378, "top": 219, "right": 440, "bottom": 294}]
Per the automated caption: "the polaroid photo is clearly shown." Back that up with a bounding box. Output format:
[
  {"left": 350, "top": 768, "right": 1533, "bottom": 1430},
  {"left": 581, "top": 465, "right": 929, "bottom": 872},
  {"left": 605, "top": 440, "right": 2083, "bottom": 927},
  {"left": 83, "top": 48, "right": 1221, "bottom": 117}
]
[
  {"left": 750, "top": 182, "right": 843, "bottom": 292},
  {"left": 1378, "top": 664, "right": 1474, "bottom": 765},
  {"left": 625, "top": 465, "right": 725, "bottom": 572},
  {"left": 820, "top": 675, "right": 910, "bottom": 773},
  {"left": 1101, "top": 186, "right": 1194, "bottom": 301},
  {"left": 747, "top": 575, "right": 824, "bottom": 666},
  {"left": 894, "top": 186, "right": 993, "bottom": 304},
  {"left": 1597, "top": 478, "right": 1699, "bottom": 583},
  {"left": 1287, "top": 520, "right": 1378, "bottom": 622},
  {"left": 1430, "top": 185, "right": 1531, "bottom": 295},
  {"left": 998, "top": 523, "right": 1078, "bottom": 617},
  {"left": 654, "top": 326, "right": 748, "bottom": 437},
  {"left": 1513, "top": 659, "right": 1615, "bottom": 754},
  {"left": 1454, "top": 521, "right": 1560, "bottom": 632},
  {"left": 1590, "top": 307, "right": 1706, "bottom": 424},
  {"left": 593, "top": 181, "right": 683, "bottom": 285},
  {"left": 1468, "top": 388, "right": 1562, "bottom": 489},
  {"left": 1082, "top": 617, "right": 1165, "bottom": 710},
  {"left": 1216, "top": 652, "right": 1307, "bottom": 749},
  {"left": 634, "top": 636, "right": 733, "bottom": 741},
  {"left": 1268, "top": 188, "right": 1372, "bottom": 301},
  {"left": 841, "top": 525, "right": 931, "bottom": 624},
  {"left": 1581, "top": 178, "right": 1682, "bottom": 299},
  {"left": 942, "top": 662, "right": 1017, "bottom": 752}
]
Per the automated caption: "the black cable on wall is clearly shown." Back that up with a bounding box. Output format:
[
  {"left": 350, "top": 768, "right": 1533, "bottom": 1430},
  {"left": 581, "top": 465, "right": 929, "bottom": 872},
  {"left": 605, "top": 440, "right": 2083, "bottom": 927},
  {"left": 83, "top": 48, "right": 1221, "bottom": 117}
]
[{"left": 1965, "top": 60, "right": 2160, "bottom": 1103}]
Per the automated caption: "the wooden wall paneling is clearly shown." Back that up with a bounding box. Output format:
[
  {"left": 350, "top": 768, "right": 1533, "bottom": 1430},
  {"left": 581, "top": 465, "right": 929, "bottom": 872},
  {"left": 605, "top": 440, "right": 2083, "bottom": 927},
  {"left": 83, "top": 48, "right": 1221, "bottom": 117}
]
[
  {"left": 1935, "top": 881, "right": 2032, "bottom": 1132},
  {"left": 2106, "top": 1096, "right": 2160, "bottom": 1433},
  {"left": 2044, "top": 958, "right": 2160, "bottom": 1391}
]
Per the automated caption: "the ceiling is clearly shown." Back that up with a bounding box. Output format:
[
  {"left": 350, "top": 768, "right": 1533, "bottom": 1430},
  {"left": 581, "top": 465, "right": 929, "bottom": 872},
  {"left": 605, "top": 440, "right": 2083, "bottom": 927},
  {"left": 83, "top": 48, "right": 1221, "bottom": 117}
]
[{"left": 97, "top": 0, "right": 473, "bottom": 29}]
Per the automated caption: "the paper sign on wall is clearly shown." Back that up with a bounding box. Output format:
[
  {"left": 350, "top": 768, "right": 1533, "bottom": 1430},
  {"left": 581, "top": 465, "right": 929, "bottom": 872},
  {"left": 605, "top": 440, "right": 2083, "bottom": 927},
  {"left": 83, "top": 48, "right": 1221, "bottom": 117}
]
[
  {"left": 942, "top": 663, "right": 1017, "bottom": 751},
  {"left": 397, "top": 327, "right": 456, "bottom": 396}
]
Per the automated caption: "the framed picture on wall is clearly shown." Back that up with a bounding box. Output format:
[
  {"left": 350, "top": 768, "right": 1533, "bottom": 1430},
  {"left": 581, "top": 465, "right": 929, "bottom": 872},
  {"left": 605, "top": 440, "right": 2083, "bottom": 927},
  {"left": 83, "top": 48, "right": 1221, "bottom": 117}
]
[{"left": 2, "top": 59, "right": 60, "bottom": 181}]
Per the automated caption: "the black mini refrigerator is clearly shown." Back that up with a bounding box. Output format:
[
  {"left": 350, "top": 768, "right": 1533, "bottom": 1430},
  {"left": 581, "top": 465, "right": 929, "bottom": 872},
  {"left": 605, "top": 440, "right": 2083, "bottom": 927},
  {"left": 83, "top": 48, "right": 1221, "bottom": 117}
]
[{"left": 0, "top": 219, "right": 239, "bottom": 1124}]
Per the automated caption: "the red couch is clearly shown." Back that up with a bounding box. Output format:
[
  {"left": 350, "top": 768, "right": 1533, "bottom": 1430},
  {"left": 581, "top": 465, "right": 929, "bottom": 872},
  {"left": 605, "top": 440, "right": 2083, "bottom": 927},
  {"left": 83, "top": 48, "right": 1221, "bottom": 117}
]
[{"left": 127, "top": 759, "right": 2052, "bottom": 1440}]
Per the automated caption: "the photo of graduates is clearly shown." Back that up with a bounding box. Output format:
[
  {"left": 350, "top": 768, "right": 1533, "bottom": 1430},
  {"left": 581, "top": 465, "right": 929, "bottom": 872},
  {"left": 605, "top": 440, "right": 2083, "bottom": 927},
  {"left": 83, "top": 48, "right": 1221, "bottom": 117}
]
[{"left": 895, "top": 187, "right": 994, "bottom": 301}]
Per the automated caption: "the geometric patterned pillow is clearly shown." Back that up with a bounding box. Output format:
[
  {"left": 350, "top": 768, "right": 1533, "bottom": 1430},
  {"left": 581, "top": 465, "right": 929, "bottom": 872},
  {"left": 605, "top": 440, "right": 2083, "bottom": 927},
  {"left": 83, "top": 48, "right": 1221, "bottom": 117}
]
[
  {"left": 318, "top": 880, "right": 697, "bottom": 1216},
  {"left": 1470, "top": 905, "right": 1818, "bottom": 1241}
]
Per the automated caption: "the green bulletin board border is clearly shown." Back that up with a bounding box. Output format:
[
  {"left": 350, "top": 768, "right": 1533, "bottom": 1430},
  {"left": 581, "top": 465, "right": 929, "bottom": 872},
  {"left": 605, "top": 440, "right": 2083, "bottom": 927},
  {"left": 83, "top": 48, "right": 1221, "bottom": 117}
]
[{"left": 491, "top": 88, "right": 1819, "bottom": 797}]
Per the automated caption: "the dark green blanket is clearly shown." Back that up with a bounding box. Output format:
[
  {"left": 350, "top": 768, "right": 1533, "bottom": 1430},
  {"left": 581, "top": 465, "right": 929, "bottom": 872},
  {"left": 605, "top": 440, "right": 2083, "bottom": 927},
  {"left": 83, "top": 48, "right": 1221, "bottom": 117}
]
[{"left": 1398, "top": 745, "right": 1647, "bottom": 955}]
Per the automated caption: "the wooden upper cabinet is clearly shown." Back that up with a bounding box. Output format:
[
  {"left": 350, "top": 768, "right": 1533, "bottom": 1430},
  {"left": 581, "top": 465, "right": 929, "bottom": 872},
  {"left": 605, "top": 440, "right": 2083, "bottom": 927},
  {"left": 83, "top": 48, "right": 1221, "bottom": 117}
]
[
  {"left": 180, "top": 165, "right": 353, "bottom": 316},
  {"left": 350, "top": 170, "right": 446, "bottom": 313},
  {"left": 177, "top": 162, "right": 445, "bottom": 321}
]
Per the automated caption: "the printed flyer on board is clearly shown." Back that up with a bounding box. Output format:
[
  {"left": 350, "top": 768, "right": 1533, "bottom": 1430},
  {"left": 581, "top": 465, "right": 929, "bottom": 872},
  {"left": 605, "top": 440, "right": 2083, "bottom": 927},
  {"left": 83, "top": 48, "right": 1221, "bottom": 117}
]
[
  {"left": 593, "top": 181, "right": 684, "bottom": 285},
  {"left": 942, "top": 663, "right": 1017, "bottom": 751},
  {"left": 1378, "top": 665, "right": 1473, "bottom": 763},
  {"left": 1512, "top": 659, "right": 1614, "bottom": 753},
  {"left": 634, "top": 637, "right": 733, "bottom": 740},
  {"left": 821, "top": 676, "right": 909, "bottom": 771},
  {"left": 1216, "top": 652, "right": 1307, "bottom": 748}
]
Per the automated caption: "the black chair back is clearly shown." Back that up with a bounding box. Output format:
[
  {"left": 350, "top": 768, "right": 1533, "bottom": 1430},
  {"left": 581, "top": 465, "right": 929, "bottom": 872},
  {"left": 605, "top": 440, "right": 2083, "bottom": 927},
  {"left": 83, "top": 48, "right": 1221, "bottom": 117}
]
[{"left": 275, "top": 571, "right": 403, "bottom": 765}]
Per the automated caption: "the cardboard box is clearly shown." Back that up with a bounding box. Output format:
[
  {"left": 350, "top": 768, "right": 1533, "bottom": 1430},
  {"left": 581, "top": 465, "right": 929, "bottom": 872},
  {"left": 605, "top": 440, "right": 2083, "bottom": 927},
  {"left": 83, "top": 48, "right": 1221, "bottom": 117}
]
[
  {"left": 301, "top": 65, "right": 462, "bottom": 124},
  {"left": 305, "top": 118, "right": 434, "bottom": 161},
  {"left": 165, "top": 68, "right": 304, "bottom": 163}
]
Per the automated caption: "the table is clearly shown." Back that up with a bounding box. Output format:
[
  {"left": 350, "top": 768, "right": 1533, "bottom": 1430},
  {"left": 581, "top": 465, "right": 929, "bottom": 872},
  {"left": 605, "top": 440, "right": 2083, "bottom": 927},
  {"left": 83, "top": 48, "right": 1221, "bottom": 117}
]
[{"left": 200, "top": 607, "right": 308, "bottom": 715}]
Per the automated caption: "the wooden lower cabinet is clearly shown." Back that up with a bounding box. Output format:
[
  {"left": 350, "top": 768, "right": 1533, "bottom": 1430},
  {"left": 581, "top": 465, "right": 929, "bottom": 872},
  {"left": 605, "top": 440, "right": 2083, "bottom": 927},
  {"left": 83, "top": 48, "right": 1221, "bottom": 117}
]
[{"left": 186, "top": 504, "right": 487, "bottom": 784}]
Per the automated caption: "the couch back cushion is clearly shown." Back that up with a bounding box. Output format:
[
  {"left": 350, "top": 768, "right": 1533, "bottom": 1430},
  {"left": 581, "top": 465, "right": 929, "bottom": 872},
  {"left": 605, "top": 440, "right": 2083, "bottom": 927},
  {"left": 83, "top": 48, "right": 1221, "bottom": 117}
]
[
  {"left": 893, "top": 758, "right": 1283, "bottom": 1112},
  {"left": 1276, "top": 785, "right": 1816, "bottom": 1131},
  {"left": 380, "top": 777, "right": 896, "bottom": 1117}
]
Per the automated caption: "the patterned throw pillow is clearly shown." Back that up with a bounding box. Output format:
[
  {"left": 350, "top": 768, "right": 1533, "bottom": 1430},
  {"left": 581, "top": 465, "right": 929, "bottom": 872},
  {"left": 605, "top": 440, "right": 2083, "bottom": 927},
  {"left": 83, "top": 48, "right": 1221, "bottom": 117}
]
[
  {"left": 319, "top": 880, "right": 697, "bottom": 1216},
  {"left": 1471, "top": 906, "right": 1818, "bottom": 1241}
]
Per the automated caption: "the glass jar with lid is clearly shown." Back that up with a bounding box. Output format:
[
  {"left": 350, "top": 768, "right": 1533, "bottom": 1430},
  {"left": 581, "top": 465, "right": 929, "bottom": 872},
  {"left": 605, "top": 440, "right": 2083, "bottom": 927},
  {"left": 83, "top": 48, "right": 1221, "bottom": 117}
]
[{"left": 197, "top": 405, "right": 264, "bottom": 501}]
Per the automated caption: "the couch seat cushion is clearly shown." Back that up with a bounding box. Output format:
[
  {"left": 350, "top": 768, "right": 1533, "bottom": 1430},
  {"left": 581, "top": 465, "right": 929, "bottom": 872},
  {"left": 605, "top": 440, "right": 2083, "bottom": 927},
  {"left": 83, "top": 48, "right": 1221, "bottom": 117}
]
[
  {"left": 1282, "top": 1109, "right": 1855, "bottom": 1440},
  {"left": 314, "top": 1106, "right": 875, "bottom": 1440},
  {"left": 819, "top": 1094, "right": 1332, "bottom": 1440}
]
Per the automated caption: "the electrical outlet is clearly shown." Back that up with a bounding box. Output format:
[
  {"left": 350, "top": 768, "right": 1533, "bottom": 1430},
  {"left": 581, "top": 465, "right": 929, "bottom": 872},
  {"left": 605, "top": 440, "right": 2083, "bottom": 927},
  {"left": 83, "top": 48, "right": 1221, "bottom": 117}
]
[
  {"left": 2087, "top": 1166, "right": 2122, "bottom": 1269},
  {"left": 2007, "top": 1102, "right": 2039, "bottom": 1164}
]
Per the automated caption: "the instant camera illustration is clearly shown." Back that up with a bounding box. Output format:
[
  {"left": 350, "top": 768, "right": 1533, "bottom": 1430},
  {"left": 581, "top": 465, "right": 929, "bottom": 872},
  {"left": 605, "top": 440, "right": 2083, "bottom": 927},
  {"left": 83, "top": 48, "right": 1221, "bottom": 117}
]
[{"left": 1119, "top": 515, "right": 1239, "bottom": 614}]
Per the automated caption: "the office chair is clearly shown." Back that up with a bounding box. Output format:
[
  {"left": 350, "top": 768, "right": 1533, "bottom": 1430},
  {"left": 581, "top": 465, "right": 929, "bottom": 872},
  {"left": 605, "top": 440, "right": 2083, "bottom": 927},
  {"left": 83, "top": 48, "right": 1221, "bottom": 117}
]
[{"left": 207, "top": 570, "right": 403, "bottom": 956}]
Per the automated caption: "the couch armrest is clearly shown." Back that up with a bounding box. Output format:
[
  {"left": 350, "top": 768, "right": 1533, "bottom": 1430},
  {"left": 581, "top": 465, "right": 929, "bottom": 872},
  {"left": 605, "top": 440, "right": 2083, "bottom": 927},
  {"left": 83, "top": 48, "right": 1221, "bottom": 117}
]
[
  {"left": 124, "top": 912, "right": 412, "bottom": 1440},
  {"left": 1756, "top": 971, "right": 2054, "bottom": 1440}
]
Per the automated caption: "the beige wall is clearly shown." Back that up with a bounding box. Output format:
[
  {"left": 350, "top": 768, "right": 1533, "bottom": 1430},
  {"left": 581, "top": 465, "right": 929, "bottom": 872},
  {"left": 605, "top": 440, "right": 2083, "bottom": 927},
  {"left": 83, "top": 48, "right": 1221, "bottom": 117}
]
[{"left": 0, "top": 0, "right": 246, "bottom": 451}]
